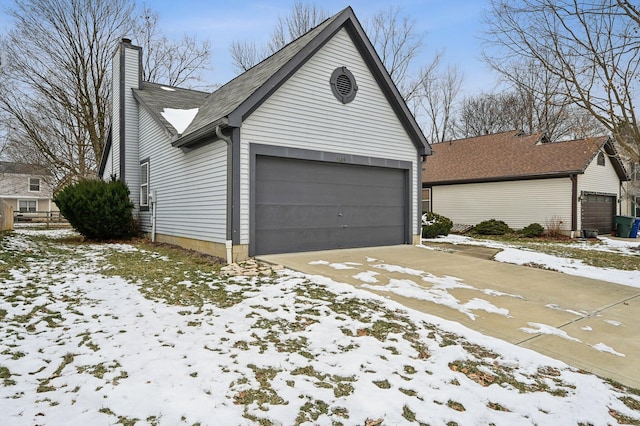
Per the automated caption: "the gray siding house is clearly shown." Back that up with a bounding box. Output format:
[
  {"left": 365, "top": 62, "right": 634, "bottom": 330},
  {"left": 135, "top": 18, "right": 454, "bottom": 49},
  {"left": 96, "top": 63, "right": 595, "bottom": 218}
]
[{"left": 99, "top": 7, "right": 430, "bottom": 261}]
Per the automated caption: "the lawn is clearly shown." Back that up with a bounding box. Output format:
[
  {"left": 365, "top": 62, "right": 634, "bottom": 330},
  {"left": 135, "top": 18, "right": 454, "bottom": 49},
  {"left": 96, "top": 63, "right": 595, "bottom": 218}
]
[{"left": 1, "top": 227, "right": 639, "bottom": 425}]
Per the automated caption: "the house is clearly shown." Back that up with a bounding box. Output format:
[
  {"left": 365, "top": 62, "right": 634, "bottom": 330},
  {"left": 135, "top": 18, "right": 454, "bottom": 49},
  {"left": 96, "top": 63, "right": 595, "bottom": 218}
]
[
  {"left": 0, "top": 161, "right": 59, "bottom": 219},
  {"left": 422, "top": 130, "right": 629, "bottom": 235},
  {"left": 99, "top": 7, "right": 430, "bottom": 261}
]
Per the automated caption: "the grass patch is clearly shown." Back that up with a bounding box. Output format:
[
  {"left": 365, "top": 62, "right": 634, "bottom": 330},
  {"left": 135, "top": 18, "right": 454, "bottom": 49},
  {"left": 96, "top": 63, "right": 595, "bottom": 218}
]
[
  {"left": 95, "top": 241, "right": 263, "bottom": 309},
  {"left": 36, "top": 353, "right": 75, "bottom": 392},
  {"left": 447, "top": 399, "right": 465, "bottom": 411},
  {"left": 295, "top": 398, "right": 329, "bottom": 425},
  {"left": 449, "top": 360, "right": 573, "bottom": 396},
  {"left": 0, "top": 365, "right": 16, "bottom": 386}
]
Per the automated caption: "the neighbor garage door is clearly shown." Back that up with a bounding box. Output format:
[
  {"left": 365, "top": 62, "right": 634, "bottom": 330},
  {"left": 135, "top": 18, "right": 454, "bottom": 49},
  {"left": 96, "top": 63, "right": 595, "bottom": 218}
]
[
  {"left": 581, "top": 193, "right": 616, "bottom": 233},
  {"left": 254, "top": 156, "right": 408, "bottom": 255}
]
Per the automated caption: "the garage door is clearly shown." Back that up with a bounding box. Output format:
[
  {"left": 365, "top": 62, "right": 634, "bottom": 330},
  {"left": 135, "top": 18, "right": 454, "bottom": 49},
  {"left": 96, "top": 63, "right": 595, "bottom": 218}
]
[
  {"left": 581, "top": 193, "right": 616, "bottom": 233},
  {"left": 254, "top": 156, "right": 408, "bottom": 255}
]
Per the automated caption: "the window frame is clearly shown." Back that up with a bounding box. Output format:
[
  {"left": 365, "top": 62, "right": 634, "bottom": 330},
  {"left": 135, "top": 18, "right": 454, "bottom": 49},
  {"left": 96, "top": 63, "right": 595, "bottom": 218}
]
[
  {"left": 140, "top": 159, "right": 150, "bottom": 210},
  {"left": 421, "top": 187, "right": 431, "bottom": 213},
  {"left": 28, "top": 177, "right": 41, "bottom": 192},
  {"left": 18, "top": 199, "right": 37, "bottom": 213},
  {"left": 597, "top": 152, "right": 605, "bottom": 166}
]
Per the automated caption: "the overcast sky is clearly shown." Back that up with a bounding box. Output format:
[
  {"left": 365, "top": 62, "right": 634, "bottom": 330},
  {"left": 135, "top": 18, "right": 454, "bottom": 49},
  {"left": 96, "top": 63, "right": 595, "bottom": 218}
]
[{"left": 0, "top": 0, "right": 500, "bottom": 95}]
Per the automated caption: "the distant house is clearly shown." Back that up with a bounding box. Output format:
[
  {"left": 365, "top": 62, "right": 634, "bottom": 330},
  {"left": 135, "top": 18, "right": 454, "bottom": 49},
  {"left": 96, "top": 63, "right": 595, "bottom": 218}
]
[
  {"left": 99, "top": 7, "right": 430, "bottom": 261},
  {"left": 0, "top": 161, "right": 58, "bottom": 218},
  {"left": 422, "top": 130, "right": 629, "bottom": 235}
]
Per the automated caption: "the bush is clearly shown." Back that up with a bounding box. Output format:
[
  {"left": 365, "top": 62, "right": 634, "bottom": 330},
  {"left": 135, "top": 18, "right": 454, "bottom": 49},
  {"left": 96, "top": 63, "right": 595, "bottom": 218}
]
[
  {"left": 421, "top": 212, "right": 453, "bottom": 238},
  {"left": 54, "top": 178, "right": 135, "bottom": 240},
  {"left": 521, "top": 223, "right": 545, "bottom": 238},
  {"left": 473, "top": 219, "right": 511, "bottom": 235}
]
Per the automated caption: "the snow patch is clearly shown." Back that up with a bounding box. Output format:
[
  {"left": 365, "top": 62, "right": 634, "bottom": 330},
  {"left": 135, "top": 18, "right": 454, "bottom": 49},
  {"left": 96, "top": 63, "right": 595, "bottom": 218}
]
[
  {"left": 591, "top": 342, "right": 625, "bottom": 357},
  {"left": 161, "top": 107, "right": 199, "bottom": 134},
  {"left": 519, "top": 322, "right": 582, "bottom": 342},
  {"left": 353, "top": 271, "right": 379, "bottom": 283}
]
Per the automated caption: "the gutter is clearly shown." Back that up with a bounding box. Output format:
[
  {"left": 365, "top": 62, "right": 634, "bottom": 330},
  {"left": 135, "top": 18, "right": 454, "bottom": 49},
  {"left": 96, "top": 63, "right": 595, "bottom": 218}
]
[
  {"left": 171, "top": 118, "right": 229, "bottom": 150},
  {"left": 425, "top": 170, "right": 585, "bottom": 187},
  {"left": 215, "top": 125, "right": 234, "bottom": 264}
]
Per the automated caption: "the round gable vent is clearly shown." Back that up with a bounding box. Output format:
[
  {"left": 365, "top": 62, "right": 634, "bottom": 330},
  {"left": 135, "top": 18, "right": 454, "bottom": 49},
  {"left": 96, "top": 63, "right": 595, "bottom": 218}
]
[{"left": 330, "top": 66, "right": 358, "bottom": 104}]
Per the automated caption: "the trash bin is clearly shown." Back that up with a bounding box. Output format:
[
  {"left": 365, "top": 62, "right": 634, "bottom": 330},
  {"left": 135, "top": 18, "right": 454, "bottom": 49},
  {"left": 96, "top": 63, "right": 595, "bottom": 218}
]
[
  {"left": 630, "top": 218, "right": 640, "bottom": 238},
  {"left": 615, "top": 215, "right": 635, "bottom": 238}
]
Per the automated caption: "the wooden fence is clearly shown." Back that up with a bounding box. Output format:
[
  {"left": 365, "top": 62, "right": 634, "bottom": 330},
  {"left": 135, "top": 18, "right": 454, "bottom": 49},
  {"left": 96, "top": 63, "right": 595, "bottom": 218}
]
[
  {"left": 13, "top": 210, "right": 67, "bottom": 226},
  {"left": 0, "top": 199, "right": 13, "bottom": 231}
]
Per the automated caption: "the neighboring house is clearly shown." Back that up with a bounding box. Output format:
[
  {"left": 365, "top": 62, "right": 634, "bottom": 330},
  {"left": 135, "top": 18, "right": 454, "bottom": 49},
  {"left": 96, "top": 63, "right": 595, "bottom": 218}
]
[
  {"left": 99, "top": 7, "right": 430, "bottom": 261},
  {"left": 422, "top": 130, "right": 629, "bottom": 235},
  {"left": 0, "top": 161, "right": 58, "bottom": 218}
]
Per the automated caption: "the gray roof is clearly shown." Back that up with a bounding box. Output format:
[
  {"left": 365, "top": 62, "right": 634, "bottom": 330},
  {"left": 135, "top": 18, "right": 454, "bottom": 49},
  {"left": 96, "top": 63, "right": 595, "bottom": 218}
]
[
  {"left": 179, "top": 10, "right": 342, "bottom": 140},
  {"left": 132, "top": 82, "right": 209, "bottom": 136},
  {"left": 132, "top": 6, "right": 430, "bottom": 155},
  {"left": 0, "top": 161, "right": 51, "bottom": 176}
]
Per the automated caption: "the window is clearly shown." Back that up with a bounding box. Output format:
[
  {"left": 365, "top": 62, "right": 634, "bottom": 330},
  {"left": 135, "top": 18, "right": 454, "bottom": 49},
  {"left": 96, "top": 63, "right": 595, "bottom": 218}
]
[
  {"left": 421, "top": 188, "right": 431, "bottom": 213},
  {"left": 19, "top": 200, "right": 37, "bottom": 213},
  {"left": 597, "top": 152, "right": 605, "bottom": 166},
  {"left": 140, "top": 160, "right": 149, "bottom": 208},
  {"left": 29, "top": 177, "right": 40, "bottom": 192}
]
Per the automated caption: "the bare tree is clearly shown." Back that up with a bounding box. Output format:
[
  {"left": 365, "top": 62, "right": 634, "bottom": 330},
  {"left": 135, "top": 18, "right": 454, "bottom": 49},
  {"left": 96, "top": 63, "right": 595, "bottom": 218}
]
[
  {"left": 365, "top": 5, "right": 422, "bottom": 93},
  {"left": 0, "top": 0, "right": 136, "bottom": 184},
  {"left": 230, "top": 1, "right": 329, "bottom": 72},
  {"left": 456, "top": 92, "right": 514, "bottom": 137},
  {"left": 411, "top": 64, "right": 462, "bottom": 143},
  {"left": 135, "top": 7, "right": 211, "bottom": 88},
  {"left": 229, "top": 40, "right": 268, "bottom": 74},
  {"left": 455, "top": 88, "right": 604, "bottom": 140},
  {"left": 0, "top": 0, "right": 212, "bottom": 185},
  {"left": 483, "top": 0, "right": 640, "bottom": 162},
  {"left": 364, "top": 7, "right": 460, "bottom": 142}
]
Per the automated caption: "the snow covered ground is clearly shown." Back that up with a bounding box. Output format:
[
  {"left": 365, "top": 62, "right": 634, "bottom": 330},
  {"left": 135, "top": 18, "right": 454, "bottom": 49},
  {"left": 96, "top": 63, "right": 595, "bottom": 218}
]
[
  {"left": 0, "top": 228, "right": 639, "bottom": 425},
  {"left": 422, "top": 234, "right": 640, "bottom": 288}
]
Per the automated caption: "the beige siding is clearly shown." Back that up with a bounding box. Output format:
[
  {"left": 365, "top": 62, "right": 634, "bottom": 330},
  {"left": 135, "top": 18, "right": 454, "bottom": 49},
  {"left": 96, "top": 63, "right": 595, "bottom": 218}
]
[
  {"left": 241, "top": 28, "right": 420, "bottom": 243},
  {"left": 577, "top": 151, "right": 622, "bottom": 227},
  {"left": 432, "top": 178, "right": 573, "bottom": 230},
  {"left": 0, "top": 173, "right": 57, "bottom": 214},
  {"left": 138, "top": 108, "right": 228, "bottom": 242}
]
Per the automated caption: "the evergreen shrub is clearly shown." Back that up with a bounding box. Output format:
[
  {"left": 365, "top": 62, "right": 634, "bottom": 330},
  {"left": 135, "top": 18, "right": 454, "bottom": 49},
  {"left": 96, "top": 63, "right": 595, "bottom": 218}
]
[
  {"left": 473, "top": 219, "right": 511, "bottom": 235},
  {"left": 421, "top": 212, "right": 453, "bottom": 238},
  {"left": 54, "top": 177, "right": 135, "bottom": 240},
  {"left": 521, "top": 223, "right": 545, "bottom": 238}
]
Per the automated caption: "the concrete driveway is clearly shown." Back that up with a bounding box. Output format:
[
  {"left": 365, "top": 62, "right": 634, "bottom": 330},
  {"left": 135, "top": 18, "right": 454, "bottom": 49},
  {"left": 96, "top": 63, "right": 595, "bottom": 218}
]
[{"left": 259, "top": 244, "right": 640, "bottom": 389}]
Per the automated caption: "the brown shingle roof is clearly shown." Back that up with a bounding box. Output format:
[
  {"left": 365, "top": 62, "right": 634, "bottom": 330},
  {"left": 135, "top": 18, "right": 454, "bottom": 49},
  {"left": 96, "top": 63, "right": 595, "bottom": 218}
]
[{"left": 422, "top": 130, "right": 626, "bottom": 184}]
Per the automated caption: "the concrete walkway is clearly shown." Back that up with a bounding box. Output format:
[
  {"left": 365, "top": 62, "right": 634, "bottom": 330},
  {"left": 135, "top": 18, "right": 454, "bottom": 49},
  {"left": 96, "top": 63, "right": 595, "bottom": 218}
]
[{"left": 259, "top": 245, "right": 640, "bottom": 390}]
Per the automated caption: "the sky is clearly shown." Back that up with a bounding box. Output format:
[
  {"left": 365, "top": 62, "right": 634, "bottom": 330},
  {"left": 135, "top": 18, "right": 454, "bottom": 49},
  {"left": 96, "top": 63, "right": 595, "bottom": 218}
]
[
  {"left": 1, "top": 226, "right": 639, "bottom": 424},
  {"left": 150, "top": 0, "right": 497, "bottom": 94},
  {"left": 0, "top": 0, "right": 498, "bottom": 96}
]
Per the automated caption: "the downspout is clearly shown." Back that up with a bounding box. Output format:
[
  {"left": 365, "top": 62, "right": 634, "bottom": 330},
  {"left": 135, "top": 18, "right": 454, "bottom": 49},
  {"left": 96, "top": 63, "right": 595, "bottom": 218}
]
[
  {"left": 570, "top": 174, "right": 578, "bottom": 238},
  {"left": 151, "top": 190, "right": 157, "bottom": 242},
  {"left": 215, "top": 125, "right": 234, "bottom": 264}
]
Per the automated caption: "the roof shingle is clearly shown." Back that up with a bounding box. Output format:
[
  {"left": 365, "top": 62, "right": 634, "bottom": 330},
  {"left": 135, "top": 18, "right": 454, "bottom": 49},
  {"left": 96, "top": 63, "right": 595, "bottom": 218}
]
[{"left": 422, "top": 130, "right": 623, "bottom": 184}]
